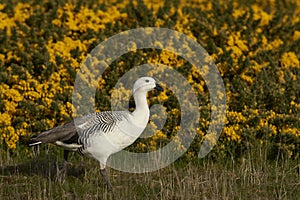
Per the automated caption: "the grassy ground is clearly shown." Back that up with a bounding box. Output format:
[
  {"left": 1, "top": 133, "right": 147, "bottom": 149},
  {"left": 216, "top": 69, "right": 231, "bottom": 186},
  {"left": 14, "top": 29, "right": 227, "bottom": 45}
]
[{"left": 1, "top": 145, "right": 299, "bottom": 199}]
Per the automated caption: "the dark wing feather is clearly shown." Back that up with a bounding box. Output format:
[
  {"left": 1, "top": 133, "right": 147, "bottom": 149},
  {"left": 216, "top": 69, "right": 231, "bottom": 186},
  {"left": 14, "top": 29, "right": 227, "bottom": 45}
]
[
  {"left": 27, "top": 113, "right": 94, "bottom": 146},
  {"left": 28, "top": 120, "right": 77, "bottom": 146}
]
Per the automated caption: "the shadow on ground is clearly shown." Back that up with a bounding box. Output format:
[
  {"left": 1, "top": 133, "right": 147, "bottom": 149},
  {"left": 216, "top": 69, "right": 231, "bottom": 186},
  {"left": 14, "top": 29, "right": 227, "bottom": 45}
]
[{"left": 0, "top": 156, "right": 86, "bottom": 181}]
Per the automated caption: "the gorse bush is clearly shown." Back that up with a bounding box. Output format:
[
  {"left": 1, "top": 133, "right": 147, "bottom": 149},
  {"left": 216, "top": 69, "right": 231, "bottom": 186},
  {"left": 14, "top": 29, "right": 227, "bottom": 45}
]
[{"left": 0, "top": 0, "right": 299, "bottom": 160}]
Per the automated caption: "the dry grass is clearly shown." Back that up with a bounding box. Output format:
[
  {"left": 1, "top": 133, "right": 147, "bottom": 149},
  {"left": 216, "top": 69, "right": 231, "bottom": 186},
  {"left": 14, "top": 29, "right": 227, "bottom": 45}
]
[{"left": 1, "top": 145, "right": 299, "bottom": 199}]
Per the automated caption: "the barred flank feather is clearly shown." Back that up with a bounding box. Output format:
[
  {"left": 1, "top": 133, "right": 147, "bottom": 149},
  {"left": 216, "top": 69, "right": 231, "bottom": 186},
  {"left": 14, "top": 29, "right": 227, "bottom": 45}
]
[{"left": 28, "top": 111, "right": 129, "bottom": 151}]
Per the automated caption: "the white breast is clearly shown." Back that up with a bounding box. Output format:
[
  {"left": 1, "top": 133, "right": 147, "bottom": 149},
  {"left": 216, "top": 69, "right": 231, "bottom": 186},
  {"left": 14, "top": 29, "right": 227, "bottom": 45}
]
[{"left": 78, "top": 112, "right": 147, "bottom": 161}]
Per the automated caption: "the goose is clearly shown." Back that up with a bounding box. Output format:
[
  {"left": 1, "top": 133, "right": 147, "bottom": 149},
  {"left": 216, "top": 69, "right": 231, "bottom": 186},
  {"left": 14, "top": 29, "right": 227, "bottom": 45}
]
[{"left": 28, "top": 77, "right": 164, "bottom": 190}]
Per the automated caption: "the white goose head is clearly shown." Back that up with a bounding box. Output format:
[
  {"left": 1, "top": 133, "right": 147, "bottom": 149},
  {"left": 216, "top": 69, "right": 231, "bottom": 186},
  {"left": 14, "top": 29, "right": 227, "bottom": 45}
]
[
  {"left": 131, "top": 77, "right": 163, "bottom": 125},
  {"left": 132, "top": 77, "right": 163, "bottom": 94}
]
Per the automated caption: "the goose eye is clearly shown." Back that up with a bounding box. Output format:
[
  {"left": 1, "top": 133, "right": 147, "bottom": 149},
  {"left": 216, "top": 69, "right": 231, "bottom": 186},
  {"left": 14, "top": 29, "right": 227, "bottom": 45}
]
[{"left": 145, "top": 79, "right": 149, "bottom": 83}]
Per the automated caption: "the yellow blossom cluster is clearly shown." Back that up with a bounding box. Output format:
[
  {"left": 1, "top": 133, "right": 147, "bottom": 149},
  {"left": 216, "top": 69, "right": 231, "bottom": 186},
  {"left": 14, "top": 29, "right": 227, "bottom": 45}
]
[
  {"left": 227, "top": 32, "right": 249, "bottom": 59},
  {"left": 0, "top": 3, "right": 32, "bottom": 36},
  {"left": 46, "top": 36, "right": 93, "bottom": 69},
  {"left": 281, "top": 52, "right": 300, "bottom": 69},
  {"left": 52, "top": 3, "right": 127, "bottom": 34}
]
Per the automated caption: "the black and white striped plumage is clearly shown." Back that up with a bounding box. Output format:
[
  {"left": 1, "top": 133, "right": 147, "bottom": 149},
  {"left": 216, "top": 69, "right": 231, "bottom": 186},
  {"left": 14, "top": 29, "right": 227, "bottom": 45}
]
[{"left": 28, "top": 77, "right": 164, "bottom": 190}]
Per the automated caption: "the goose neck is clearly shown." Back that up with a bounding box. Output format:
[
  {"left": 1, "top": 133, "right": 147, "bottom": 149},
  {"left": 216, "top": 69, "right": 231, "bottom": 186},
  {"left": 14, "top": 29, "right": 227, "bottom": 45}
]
[{"left": 132, "top": 90, "right": 150, "bottom": 116}]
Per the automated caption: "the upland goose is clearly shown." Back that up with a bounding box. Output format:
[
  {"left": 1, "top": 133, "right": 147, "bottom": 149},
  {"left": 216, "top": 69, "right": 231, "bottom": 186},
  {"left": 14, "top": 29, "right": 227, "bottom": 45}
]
[{"left": 28, "top": 77, "right": 164, "bottom": 190}]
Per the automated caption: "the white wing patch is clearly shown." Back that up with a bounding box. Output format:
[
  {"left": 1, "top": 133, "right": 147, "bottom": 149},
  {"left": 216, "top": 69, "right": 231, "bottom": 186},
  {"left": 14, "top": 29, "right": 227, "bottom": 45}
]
[{"left": 55, "top": 141, "right": 82, "bottom": 151}]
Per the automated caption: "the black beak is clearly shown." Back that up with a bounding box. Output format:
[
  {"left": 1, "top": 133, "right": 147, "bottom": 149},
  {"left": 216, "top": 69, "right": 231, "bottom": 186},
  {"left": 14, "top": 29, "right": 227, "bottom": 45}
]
[{"left": 154, "top": 83, "right": 164, "bottom": 91}]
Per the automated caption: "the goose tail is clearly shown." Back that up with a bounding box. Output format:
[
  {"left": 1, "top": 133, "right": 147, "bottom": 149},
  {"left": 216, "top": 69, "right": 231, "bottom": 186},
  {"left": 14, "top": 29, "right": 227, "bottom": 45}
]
[{"left": 27, "top": 121, "right": 77, "bottom": 147}]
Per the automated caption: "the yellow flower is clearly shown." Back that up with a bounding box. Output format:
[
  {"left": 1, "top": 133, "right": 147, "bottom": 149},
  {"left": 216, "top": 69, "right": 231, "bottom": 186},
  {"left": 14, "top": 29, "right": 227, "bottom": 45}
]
[
  {"left": 251, "top": 61, "right": 268, "bottom": 73},
  {"left": 226, "top": 111, "right": 247, "bottom": 123},
  {"left": 157, "top": 90, "right": 169, "bottom": 102},
  {"left": 196, "top": 127, "right": 205, "bottom": 137},
  {"left": 138, "top": 142, "right": 147, "bottom": 150},
  {"left": 227, "top": 32, "right": 248, "bottom": 59},
  {"left": 282, "top": 127, "right": 300, "bottom": 137},
  {"left": 5, "top": 88, "right": 23, "bottom": 102},
  {"left": 147, "top": 50, "right": 186, "bottom": 68},
  {"left": 269, "top": 125, "right": 277, "bottom": 137},
  {"left": 240, "top": 73, "right": 254, "bottom": 84},
  {"left": 0, "top": 113, "right": 12, "bottom": 126},
  {"left": 204, "top": 131, "right": 219, "bottom": 145},
  {"left": 0, "top": 3, "right": 32, "bottom": 36},
  {"left": 232, "top": 8, "right": 247, "bottom": 19},
  {"left": 25, "top": 91, "right": 41, "bottom": 100},
  {"left": 154, "top": 19, "right": 165, "bottom": 27},
  {"left": 223, "top": 125, "right": 241, "bottom": 142},
  {"left": 52, "top": 4, "right": 127, "bottom": 33},
  {"left": 180, "top": 0, "right": 212, "bottom": 11},
  {"left": 1, "top": 126, "right": 17, "bottom": 149},
  {"left": 293, "top": 30, "right": 300, "bottom": 41},
  {"left": 6, "top": 51, "right": 21, "bottom": 62},
  {"left": 0, "top": 3, "right": 5, "bottom": 11},
  {"left": 153, "top": 130, "right": 167, "bottom": 140},
  {"left": 277, "top": 70, "right": 286, "bottom": 84},
  {"left": 143, "top": 0, "right": 164, "bottom": 13},
  {"left": 0, "top": 53, "right": 5, "bottom": 62},
  {"left": 281, "top": 52, "right": 299, "bottom": 69},
  {"left": 251, "top": 4, "right": 273, "bottom": 26},
  {"left": 262, "top": 37, "right": 283, "bottom": 51},
  {"left": 154, "top": 41, "right": 164, "bottom": 49},
  {"left": 46, "top": 36, "right": 89, "bottom": 69},
  {"left": 4, "top": 101, "right": 18, "bottom": 113},
  {"left": 111, "top": 85, "right": 132, "bottom": 106},
  {"left": 13, "top": 3, "right": 32, "bottom": 22}
]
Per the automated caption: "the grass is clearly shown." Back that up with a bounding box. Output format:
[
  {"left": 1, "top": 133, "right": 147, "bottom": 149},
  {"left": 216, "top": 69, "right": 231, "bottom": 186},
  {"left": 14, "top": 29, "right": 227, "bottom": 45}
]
[{"left": 1, "top": 145, "right": 299, "bottom": 199}]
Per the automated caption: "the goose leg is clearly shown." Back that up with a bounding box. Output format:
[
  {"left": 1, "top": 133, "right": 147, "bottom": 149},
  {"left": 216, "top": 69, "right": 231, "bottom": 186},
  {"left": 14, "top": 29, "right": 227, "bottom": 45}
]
[
  {"left": 100, "top": 166, "right": 113, "bottom": 190},
  {"left": 64, "top": 149, "right": 70, "bottom": 162},
  {"left": 56, "top": 150, "right": 69, "bottom": 182}
]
